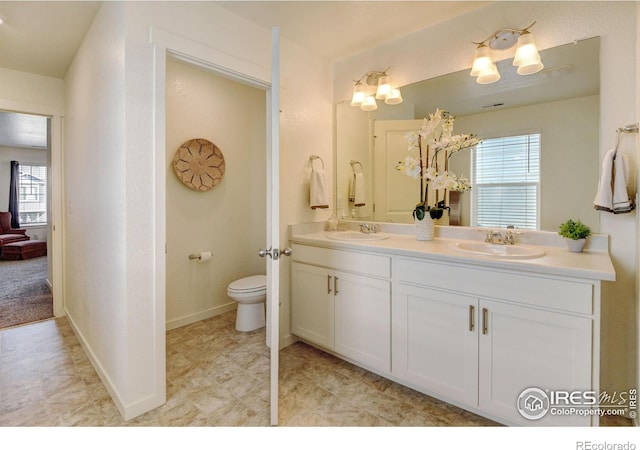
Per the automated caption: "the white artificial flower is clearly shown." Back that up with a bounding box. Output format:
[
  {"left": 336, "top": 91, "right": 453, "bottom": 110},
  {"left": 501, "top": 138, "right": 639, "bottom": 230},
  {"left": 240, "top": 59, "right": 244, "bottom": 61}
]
[
  {"left": 423, "top": 166, "right": 437, "bottom": 181},
  {"left": 396, "top": 156, "right": 421, "bottom": 178}
]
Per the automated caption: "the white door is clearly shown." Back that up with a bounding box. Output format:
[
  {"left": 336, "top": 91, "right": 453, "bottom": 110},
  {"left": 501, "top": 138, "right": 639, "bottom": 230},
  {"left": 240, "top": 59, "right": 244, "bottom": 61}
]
[
  {"left": 261, "top": 27, "right": 287, "bottom": 427},
  {"left": 373, "top": 120, "right": 422, "bottom": 222}
]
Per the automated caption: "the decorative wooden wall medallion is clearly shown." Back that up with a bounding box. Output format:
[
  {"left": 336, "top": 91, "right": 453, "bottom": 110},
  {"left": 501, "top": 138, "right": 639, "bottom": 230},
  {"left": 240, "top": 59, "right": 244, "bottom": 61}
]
[{"left": 173, "top": 138, "right": 225, "bottom": 191}]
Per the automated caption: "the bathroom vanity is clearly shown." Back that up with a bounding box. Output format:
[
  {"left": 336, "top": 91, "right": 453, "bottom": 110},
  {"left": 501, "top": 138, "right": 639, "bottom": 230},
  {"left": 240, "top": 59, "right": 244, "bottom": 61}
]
[{"left": 289, "top": 222, "right": 615, "bottom": 427}]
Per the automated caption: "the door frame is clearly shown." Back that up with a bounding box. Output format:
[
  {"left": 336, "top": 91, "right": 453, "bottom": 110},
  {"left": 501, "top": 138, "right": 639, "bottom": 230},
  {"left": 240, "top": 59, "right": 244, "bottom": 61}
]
[
  {"left": 150, "top": 28, "right": 278, "bottom": 422},
  {"left": 0, "top": 100, "right": 64, "bottom": 318}
]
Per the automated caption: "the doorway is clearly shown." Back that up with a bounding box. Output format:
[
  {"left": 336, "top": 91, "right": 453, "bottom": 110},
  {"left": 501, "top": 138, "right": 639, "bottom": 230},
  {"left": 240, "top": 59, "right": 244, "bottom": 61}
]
[
  {"left": 0, "top": 111, "right": 54, "bottom": 329},
  {"left": 152, "top": 27, "right": 279, "bottom": 424}
]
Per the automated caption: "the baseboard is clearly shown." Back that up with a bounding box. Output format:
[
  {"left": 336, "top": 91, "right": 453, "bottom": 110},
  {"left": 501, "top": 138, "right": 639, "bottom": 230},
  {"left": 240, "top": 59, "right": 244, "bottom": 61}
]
[
  {"left": 64, "top": 307, "right": 165, "bottom": 421},
  {"left": 166, "top": 302, "right": 237, "bottom": 331},
  {"left": 280, "top": 333, "right": 298, "bottom": 349}
]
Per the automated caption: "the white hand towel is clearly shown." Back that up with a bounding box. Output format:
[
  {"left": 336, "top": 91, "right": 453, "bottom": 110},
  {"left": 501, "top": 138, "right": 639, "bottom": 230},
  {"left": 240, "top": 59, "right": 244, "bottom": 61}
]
[
  {"left": 613, "top": 152, "right": 636, "bottom": 213},
  {"left": 594, "top": 149, "right": 615, "bottom": 212},
  {"left": 350, "top": 172, "right": 366, "bottom": 207},
  {"left": 310, "top": 167, "right": 329, "bottom": 210}
]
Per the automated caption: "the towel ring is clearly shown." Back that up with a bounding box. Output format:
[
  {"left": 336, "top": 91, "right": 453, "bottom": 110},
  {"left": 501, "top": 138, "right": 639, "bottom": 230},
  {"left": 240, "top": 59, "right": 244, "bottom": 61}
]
[
  {"left": 350, "top": 160, "right": 363, "bottom": 173},
  {"left": 309, "top": 155, "right": 324, "bottom": 169},
  {"left": 613, "top": 123, "right": 639, "bottom": 157}
]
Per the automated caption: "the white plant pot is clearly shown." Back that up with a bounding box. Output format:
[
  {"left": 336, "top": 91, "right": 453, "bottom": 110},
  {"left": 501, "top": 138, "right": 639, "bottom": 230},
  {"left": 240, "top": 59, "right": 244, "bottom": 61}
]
[
  {"left": 415, "top": 216, "right": 435, "bottom": 241},
  {"left": 565, "top": 238, "right": 586, "bottom": 253}
]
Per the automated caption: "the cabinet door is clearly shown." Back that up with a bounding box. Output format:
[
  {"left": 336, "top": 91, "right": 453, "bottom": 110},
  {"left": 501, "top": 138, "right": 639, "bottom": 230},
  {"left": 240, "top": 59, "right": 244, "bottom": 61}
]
[
  {"left": 478, "top": 299, "right": 592, "bottom": 426},
  {"left": 291, "top": 262, "right": 334, "bottom": 349},
  {"left": 392, "top": 284, "right": 478, "bottom": 407},
  {"left": 334, "top": 272, "right": 391, "bottom": 373}
]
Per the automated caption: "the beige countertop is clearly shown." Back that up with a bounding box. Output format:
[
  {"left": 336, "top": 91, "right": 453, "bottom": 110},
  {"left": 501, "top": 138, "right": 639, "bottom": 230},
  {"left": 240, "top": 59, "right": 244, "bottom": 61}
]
[{"left": 289, "top": 222, "right": 616, "bottom": 282}]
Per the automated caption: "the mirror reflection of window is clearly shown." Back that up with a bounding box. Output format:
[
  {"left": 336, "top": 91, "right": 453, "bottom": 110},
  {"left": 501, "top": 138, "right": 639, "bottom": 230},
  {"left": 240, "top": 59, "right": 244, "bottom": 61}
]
[{"left": 471, "top": 133, "right": 540, "bottom": 229}]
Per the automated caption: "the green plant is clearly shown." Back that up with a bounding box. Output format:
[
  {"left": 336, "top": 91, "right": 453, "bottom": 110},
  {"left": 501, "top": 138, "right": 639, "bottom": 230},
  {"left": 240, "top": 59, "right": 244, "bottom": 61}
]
[{"left": 558, "top": 219, "right": 591, "bottom": 240}]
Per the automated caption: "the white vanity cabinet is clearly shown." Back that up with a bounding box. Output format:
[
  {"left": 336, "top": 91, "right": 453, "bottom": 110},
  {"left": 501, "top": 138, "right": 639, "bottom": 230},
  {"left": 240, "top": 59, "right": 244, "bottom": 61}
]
[
  {"left": 393, "top": 256, "right": 596, "bottom": 426},
  {"left": 291, "top": 244, "right": 392, "bottom": 373}
]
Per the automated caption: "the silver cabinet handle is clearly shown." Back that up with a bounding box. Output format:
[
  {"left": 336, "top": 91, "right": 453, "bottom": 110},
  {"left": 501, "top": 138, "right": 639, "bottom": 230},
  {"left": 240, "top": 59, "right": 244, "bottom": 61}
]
[
  {"left": 327, "top": 274, "right": 332, "bottom": 294},
  {"left": 469, "top": 305, "right": 475, "bottom": 332},
  {"left": 334, "top": 276, "right": 339, "bottom": 295}
]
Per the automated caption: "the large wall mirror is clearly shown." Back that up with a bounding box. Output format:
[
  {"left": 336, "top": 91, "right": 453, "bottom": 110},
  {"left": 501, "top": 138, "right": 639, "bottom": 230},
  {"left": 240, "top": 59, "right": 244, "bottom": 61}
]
[{"left": 336, "top": 37, "right": 600, "bottom": 232}]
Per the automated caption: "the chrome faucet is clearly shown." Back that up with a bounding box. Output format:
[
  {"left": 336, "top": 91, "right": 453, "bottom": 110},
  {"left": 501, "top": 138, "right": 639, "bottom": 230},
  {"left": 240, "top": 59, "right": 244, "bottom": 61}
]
[
  {"left": 359, "top": 223, "right": 378, "bottom": 234},
  {"left": 484, "top": 230, "right": 504, "bottom": 244},
  {"left": 504, "top": 231, "right": 515, "bottom": 245},
  {"left": 484, "top": 229, "right": 519, "bottom": 245}
]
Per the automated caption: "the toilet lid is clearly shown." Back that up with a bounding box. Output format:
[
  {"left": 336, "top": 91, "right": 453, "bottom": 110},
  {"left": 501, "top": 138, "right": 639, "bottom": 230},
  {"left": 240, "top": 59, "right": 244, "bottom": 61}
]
[{"left": 228, "top": 275, "right": 267, "bottom": 293}]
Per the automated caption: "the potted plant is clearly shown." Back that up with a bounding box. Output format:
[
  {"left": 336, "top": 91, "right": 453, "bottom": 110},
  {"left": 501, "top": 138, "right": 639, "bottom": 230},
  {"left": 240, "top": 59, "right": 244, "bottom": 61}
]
[{"left": 558, "top": 219, "right": 591, "bottom": 253}]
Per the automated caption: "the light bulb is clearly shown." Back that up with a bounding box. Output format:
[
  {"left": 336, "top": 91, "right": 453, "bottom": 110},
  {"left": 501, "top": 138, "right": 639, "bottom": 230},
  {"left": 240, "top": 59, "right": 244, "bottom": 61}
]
[
  {"left": 385, "top": 89, "right": 403, "bottom": 105},
  {"left": 470, "top": 45, "right": 493, "bottom": 77},
  {"left": 513, "top": 31, "right": 544, "bottom": 75},
  {"left": 350, "top": 81, "right": 365, "bottom": 107},
  {"left": 361, "top": 96, "right": 378, "bottom": 111},
  {"left": 375, "top": 75, "right": 392, "bottom": 100}
]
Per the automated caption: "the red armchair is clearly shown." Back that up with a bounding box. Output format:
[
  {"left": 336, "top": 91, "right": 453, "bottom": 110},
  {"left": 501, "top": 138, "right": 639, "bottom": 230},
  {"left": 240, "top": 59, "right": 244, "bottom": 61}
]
[{"left": 0, "top": 211, "right": 30, "bottom": 247}]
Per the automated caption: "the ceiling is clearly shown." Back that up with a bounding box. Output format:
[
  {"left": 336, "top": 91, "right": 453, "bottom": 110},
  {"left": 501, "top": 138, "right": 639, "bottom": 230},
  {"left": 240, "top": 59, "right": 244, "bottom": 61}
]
[
  {"left": 215, "top": 1, "right": 489, "bottom": 62},
  {"left": 0, "top": 1, "right": 489, "bottom": 149}
]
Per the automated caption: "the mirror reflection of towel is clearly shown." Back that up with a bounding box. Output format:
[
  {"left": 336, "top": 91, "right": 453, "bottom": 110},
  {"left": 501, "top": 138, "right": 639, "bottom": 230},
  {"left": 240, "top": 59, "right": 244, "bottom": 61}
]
[
  {"left": 350, "top": 172, "right": 366, "bottom": 207},
  {"left": 310, "top": 168, "right": 329, "bottom": 210}
]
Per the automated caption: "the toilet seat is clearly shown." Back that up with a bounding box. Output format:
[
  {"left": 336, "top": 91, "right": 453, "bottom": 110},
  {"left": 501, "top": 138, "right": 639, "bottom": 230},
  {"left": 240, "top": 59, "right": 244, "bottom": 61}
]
[{"left": 227, "top": 275, "right": 266, "bottom": 295}]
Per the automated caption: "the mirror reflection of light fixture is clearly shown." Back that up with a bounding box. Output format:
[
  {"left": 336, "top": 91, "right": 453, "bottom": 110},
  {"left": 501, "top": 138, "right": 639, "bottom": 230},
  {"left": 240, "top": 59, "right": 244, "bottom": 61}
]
[
  {"left": 470, "top": 21, "right": 543, "bottom": 84},
  {"left": 350, "top": 68, "right": 403, "bottom": 110}
]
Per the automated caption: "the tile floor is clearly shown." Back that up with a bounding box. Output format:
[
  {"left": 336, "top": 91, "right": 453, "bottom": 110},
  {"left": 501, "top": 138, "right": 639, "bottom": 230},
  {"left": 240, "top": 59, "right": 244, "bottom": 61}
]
[{"left": 0, "top": 312, "right": 632, "bottom": 427}]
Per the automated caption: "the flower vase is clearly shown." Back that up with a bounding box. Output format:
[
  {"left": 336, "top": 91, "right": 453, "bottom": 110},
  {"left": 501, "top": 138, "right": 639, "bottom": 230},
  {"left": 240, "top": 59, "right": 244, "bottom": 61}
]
[
  {"left": 415, "top": 216, "right": 435, "bottom": 241},
  {"left": 434, "top": 209, "right": 449, "bottom": 226}
]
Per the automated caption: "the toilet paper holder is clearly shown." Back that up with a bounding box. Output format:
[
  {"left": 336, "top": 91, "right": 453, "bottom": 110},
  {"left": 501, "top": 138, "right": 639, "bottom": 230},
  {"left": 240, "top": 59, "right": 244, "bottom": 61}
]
[{"left": 189, "top": 251, "right": 212, "bottom": 261}]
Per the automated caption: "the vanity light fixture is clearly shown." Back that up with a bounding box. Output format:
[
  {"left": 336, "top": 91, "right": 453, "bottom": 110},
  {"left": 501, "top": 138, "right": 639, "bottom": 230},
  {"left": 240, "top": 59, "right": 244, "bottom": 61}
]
[
  {"left": 350, "top": 68, "right": 403, "bottom": 110},
  {"left": 470, "top": 22, "right": 544, "bottom": 84}
]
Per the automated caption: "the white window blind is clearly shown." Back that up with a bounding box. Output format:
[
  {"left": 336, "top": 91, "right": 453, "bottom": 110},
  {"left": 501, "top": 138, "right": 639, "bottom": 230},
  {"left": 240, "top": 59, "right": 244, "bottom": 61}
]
[
  {"left": 471, "top": 133, "right": 540, "bottom": 229},
  {"left": 19, "top": 164, "right": 47, "bottom": 225}
]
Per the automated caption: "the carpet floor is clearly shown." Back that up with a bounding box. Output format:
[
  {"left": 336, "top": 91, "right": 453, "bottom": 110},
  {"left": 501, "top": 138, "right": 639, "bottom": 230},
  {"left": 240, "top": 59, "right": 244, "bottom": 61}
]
[{"left": 0, "top": 256, "right": 52, "bottom": 329}]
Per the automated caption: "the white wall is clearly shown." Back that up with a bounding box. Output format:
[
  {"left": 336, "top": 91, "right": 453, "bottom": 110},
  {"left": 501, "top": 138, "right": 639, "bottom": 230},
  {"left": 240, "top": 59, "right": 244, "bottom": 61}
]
[
  {"left": 165, "top": 57, "right": 266, "bottom": 329},
  {"left": 0, "top": 146, "right": 49, "bottom": 241},
  {"left": 63, "top": 1, "right": 333, "bottom": 419},
  {"left": 0, "top": 68, "right": 64, "bottom": 112},
  {"left": 335, "top": 1, "right": 638, "bottom": 396},
  {"left": 64, "top": 1, "right": 130, "bottom": 413}
]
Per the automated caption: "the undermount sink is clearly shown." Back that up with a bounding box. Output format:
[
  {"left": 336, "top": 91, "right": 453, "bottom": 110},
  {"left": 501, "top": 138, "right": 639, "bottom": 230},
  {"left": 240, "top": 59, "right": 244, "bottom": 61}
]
[
  {"left": 452, "top": 242, "right": 545, "bottom": 259},
  {"left": 326, "top": 231, "right": 390, "bottom": 241}
]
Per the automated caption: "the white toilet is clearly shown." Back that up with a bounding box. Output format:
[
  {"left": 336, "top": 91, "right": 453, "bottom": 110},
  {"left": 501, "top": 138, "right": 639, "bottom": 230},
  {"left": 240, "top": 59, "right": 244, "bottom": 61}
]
[{"left": 227, "top": 274, "right": 267, "bottom": 332}]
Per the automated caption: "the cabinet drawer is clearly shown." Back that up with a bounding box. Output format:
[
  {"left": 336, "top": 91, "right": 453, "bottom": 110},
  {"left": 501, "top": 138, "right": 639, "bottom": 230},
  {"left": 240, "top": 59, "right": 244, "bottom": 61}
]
[
  {"left": 396, "top": 257, "right": 593, "bottom": 315},
  {"left": 292, "top": 244, "right": 391, "bottom": 278}
]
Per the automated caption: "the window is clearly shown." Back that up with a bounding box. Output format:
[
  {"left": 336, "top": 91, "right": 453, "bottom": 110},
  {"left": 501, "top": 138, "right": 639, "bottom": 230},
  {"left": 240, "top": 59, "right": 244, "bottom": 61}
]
[
  {"left": 471, "top": 133, "right": 540, "bottom": 230},
  {"left": 18, "top": 164, "right": 47, "bottom": 225}
]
